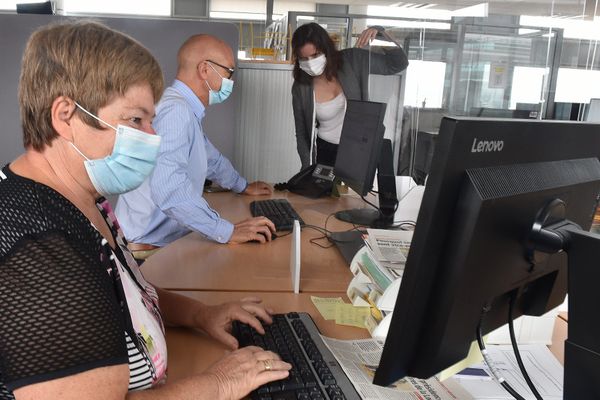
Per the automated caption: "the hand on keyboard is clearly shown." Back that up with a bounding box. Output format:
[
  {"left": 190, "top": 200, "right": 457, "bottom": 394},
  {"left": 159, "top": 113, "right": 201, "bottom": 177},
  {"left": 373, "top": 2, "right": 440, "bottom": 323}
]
[
  {"left": 229, "top": 216, "right": 277, "bottom": 244},
  {"left": 233, "top": 313, "right": 361, "bottom": 400},
  {"left": 203, "top": 346, "right": 291, "bottom": 400},
  {"left": 249, "top": 199, "right": 305, "bottom": 232},
  {"left": 195, "top": 296, "right": 275, "bottom": 350}
]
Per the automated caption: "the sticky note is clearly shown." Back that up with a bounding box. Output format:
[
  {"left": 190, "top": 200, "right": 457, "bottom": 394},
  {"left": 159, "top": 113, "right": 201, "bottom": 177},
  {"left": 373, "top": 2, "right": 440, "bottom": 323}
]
[
  {"left": 311, "top": 296, "right": 345, "bottom": 320},
  {"left": 334, "top": 303, "right": 371, "bottom": 329}
]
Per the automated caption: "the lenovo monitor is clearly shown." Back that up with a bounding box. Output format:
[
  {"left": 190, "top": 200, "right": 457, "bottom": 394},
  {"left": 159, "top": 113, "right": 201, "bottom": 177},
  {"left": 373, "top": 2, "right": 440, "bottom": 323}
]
[{"left": 373, "top": 117, "right": 600, "bottom": 399}]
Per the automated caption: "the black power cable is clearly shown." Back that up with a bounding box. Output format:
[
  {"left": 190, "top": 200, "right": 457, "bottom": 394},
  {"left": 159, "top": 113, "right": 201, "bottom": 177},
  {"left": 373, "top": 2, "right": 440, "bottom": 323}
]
[{"left": 508, "top": 293, "right": 544, "bottom": 400}]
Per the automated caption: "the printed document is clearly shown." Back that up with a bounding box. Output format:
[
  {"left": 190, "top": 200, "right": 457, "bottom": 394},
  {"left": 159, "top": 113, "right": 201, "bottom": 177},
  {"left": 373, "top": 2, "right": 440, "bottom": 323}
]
[
  {"left": 365, "top": 229, "right": 413, "bottom": 264},
  {"left": 321, "top": 337, "right": 473, "bottom": 400},
  {"left": 454, "top": 344, "right": 563, "bottom": 399}
]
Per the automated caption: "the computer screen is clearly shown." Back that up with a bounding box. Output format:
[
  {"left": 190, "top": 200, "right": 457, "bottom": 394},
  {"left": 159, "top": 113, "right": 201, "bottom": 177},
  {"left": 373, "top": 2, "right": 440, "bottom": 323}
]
[
  {"left": 16, "top": 1, "right": 53, "bottom": 14},
  {"left": 333, "top": 100, "right": 398, "bottom": 228},
  {"left": 373, "top": 117, "right": 600, "bottom": 398},
  {"left": 334, "top": 100, "right": 386, "bottom": 197}
]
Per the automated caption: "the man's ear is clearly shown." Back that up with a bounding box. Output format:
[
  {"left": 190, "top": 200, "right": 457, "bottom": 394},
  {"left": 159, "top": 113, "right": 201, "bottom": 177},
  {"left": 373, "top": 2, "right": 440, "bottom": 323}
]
[
  {"left": 196, "top": 60, "right": 211, "bottom": 80},
  {"left": 51, "top": 96, "right": 77, "bottom": 142}
]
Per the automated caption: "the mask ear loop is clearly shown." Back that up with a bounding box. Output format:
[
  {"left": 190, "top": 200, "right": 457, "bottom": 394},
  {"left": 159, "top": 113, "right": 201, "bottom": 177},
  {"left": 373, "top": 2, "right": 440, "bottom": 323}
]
[
  {"left": 205, "top": 61, "right": 224, "bottom": 92},
  {"left": 69, "top": 141, "right": 91, "bottom": 161},
  {"left": 207, "top": 62, "right": 225, "bottom": 79},
  {"left": 74, "top": 101, "right": 117, "bottom": 131}
]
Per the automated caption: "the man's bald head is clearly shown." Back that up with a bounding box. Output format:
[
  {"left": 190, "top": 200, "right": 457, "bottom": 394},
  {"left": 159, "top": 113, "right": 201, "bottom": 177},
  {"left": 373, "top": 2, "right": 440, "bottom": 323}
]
[{"left": 177, "top": 34, "right": 233, "bottom": 77}]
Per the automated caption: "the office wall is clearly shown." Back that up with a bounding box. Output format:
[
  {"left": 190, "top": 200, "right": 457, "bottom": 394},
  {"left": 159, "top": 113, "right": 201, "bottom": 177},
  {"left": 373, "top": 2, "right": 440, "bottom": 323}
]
[
  {"left": 232, "top": 66, "right": 407, "bottom": 183},
  {"left": 0, "top": 13, "right": 238, "bottom": 165},
  {"left": 234, "top": 64, "right": 301, "bottom": 183}
]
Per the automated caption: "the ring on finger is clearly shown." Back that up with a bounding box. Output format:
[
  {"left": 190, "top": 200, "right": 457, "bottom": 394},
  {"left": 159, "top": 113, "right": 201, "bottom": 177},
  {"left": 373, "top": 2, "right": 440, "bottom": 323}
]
[{"left": 262, "top": 359, "right": 273, "bottom": 371}]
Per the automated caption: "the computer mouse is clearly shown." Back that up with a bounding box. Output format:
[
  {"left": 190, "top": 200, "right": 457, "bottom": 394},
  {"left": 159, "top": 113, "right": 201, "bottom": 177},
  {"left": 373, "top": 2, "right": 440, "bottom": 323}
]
[{"left": 249, "top": 232, "right": 278, "bottom": 243}]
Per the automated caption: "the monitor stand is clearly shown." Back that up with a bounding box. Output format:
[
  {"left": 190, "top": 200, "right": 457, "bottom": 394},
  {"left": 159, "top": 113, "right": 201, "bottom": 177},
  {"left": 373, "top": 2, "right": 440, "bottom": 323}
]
[
  {"left": 335, "top": 208, "right": 381, "bottom": 226},
  {"left": 527, "top": 198, "right": 600, "bottom": 398},
  {"left": 335, "top": 139, "right": 398, "bottom": 229}
]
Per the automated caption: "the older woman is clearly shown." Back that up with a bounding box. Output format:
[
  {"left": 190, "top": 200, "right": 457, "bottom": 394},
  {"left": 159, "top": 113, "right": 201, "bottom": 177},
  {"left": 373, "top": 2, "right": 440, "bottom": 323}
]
[
  {"left": 0, "top": 21, "right": 289, "bottom": 400},
  {"left": 291, "top": 23, "right": 408, "bottom": 169}
]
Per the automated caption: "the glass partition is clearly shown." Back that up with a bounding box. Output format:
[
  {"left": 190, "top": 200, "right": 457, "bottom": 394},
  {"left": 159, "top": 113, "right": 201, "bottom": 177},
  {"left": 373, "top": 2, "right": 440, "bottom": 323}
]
[{"left": 286, "top": 6, "right": 599, "bottom": 183}]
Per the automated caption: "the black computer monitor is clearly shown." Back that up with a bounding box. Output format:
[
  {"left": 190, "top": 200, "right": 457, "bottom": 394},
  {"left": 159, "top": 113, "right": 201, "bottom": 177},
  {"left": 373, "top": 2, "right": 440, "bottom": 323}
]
[
  {"left": 16, "top": 1, "right": 53, "bottom": 14},
  {"left": 373, "top": 117, "right": 600, "bottom": 398},
  {"left": 333, "top": 100, "right": 398, "bottom": 228}
]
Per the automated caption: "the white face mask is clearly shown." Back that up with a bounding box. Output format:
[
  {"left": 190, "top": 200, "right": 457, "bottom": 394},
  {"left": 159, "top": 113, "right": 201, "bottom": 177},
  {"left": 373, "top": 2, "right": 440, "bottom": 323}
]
[{"left": 299, "top": 54, "right": 327, "bottom": 77}]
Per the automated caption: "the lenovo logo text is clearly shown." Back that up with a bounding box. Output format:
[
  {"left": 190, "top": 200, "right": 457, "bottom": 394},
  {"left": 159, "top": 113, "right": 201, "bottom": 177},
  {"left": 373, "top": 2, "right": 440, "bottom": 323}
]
[{"left": 471, "top": 138, "right": 504, "bottom": 153}]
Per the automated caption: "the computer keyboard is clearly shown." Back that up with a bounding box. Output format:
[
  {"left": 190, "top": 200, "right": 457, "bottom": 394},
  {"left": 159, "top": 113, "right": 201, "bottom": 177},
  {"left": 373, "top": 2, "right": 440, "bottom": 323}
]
[
  {"left": 233, "top": 312, "right": 360, "bottom": 400},
  {"left": 250, "top": 199, "right": 305, "bottom": 231}
]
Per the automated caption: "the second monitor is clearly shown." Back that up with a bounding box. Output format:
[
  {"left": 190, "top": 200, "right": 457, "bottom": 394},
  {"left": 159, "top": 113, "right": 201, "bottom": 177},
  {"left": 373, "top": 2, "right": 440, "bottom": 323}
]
[{"left": 333, "top": 100, "right": 398, "bottom": 228}]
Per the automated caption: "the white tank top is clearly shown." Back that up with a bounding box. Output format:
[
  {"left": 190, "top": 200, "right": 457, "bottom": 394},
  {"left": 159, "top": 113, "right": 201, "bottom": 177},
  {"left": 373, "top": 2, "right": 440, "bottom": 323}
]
[{"left": 315, "top": 92, "right": 347, "bottom": 145}]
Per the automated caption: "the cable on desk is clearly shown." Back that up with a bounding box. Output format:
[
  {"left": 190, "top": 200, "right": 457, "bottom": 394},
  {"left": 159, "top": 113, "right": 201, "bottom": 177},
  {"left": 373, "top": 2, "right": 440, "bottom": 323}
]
[
  {"left": 389, "top": 220, "right": 416, "bottom": 229},
  {"left": 477, "top": 306, "right": 526, "bottom": 400},
  {"left": 508, "top": 292, "right": 544, "bottom": 400},
  {"left": 304, "top": 211, "right": 366, "bottom": 249},
  {"left": 360, "top": 195, "right": 384, "bottom": 214}
]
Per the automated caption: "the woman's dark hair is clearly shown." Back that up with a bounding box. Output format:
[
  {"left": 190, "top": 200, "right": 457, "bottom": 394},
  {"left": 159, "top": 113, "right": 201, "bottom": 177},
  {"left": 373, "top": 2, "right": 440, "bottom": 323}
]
[{"left": 291, "top": 23, "right": 342, "bottom": 84}]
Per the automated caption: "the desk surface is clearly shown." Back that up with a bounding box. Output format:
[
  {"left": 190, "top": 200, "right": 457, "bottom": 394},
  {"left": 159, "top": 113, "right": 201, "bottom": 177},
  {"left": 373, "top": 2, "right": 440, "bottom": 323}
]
[
  {"left": 165, "top": 291, "right": 567, "bottom": 384},
  {"left": 142, "top": 192, "right": 368, "bottom": 292},
  {"left": 165, "top": 291, "right": 370, "bottom": 382}
]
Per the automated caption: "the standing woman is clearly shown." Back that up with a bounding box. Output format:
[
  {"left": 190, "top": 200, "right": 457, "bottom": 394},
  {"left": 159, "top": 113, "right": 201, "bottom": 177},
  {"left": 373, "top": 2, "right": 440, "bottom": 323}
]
[{"left": 291, "top": 23, "right": 408, "bottom": 169}]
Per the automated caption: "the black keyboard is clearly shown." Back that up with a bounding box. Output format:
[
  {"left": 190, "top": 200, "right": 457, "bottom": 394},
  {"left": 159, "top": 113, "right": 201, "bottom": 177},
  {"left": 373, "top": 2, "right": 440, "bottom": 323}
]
[
  {"left": 233, "top": 312, "right": 360, "bottom": 400},
  {"left": 250, "top": 199, "right": 305, "bottom": 231}
]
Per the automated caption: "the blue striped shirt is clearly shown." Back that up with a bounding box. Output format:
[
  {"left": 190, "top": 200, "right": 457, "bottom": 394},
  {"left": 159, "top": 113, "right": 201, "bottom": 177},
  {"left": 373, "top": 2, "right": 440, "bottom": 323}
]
[{"left": 115, "top": 80, "right": 247, "bottom": 245}]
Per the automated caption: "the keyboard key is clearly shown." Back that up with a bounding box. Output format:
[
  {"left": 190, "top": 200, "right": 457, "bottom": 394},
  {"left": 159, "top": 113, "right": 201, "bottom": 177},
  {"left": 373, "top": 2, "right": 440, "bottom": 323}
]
[
  {"left": 297, "top": 391, "right": 310, "bottom": 400},
  {"left": 273, "top": 391, "right": 299, "bottom": 400}
]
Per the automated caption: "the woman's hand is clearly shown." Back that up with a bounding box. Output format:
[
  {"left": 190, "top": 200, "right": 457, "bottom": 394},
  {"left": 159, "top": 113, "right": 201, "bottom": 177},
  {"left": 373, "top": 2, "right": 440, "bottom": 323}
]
[
  {"left": 194, "top": 297, "right": 274, "bottom": 349},
  {"left": 355, "top": 26, "right": 400, "bottom": 48},
  {"left": 355, "top": 27, "right": 379, "bottom": 48},
  {"left": 205, "top": 346, "right": 292, "bottom": 400}
]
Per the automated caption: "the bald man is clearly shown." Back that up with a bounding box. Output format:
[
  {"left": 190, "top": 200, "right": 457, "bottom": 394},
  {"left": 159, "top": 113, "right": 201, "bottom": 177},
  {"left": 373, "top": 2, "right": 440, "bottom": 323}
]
[{"left": 115, "top": 34, "right": 275, "bottom": 259}]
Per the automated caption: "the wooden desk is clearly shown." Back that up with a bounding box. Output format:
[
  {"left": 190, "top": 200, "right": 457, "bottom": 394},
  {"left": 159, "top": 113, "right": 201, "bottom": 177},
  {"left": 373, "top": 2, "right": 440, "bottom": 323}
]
[
  {"left": 142, "top": 192, "right": 367, "bottom": 292},
  {"left": 164, "top": 291, "right": 567, "bottom": 383},
  {"left": 164, "top": 291, "right": 370, "bottom": 382}
]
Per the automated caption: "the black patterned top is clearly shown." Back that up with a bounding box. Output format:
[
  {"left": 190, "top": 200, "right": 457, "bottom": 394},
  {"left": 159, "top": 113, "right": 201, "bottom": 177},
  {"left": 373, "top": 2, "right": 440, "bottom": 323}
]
[{"left": 0, "top": 165, "right": 167, "bottom": 399}]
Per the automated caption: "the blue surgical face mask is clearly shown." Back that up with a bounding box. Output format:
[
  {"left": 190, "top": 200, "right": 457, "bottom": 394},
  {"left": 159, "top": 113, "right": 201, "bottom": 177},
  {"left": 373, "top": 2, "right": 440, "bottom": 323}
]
[
  {"left": 70, "top": 102, "right": 161, "bottom": 197},
  {"left": 205, "top": 63, "right": 234, "bottom": 105}
]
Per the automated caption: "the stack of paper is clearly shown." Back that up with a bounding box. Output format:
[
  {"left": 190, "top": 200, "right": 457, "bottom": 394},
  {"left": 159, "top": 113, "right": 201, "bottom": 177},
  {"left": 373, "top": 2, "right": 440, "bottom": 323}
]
[{"left": 362, "top": 229, "right": 413, "bottom": 282}]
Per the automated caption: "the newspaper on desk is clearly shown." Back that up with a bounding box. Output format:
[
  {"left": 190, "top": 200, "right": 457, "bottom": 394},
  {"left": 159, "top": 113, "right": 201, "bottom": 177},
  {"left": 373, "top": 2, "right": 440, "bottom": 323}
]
[
  {"left": 365, "top": 229, "right": 413, "bottom": 265},
  {"left": 320, "top": 336, "right": 473, "bottom": 400}
]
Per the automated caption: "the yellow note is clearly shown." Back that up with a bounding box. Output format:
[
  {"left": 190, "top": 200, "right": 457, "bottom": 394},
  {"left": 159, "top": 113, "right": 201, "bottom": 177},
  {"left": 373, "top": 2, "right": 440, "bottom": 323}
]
[
  {"left": 310, "top": 296, "right": 345, "bottom": 320},
  {"left": 436, "top": 338, "right": 485, "bottom": 381},
  {"left": 334, "top": 303, "right": 371, "bottom": 329}
]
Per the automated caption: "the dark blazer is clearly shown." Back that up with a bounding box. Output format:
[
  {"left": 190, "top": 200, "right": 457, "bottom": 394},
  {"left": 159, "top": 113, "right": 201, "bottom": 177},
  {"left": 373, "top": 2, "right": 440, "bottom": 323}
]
[{"left": 291, "top": 46, "right": 409, "bottom": 169}]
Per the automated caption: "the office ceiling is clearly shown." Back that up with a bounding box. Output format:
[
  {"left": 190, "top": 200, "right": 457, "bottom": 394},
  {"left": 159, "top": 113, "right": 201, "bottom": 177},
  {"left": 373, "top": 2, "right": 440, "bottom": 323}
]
[{"left": 333, "top": 0, "right": 597, "bottom": 17}]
